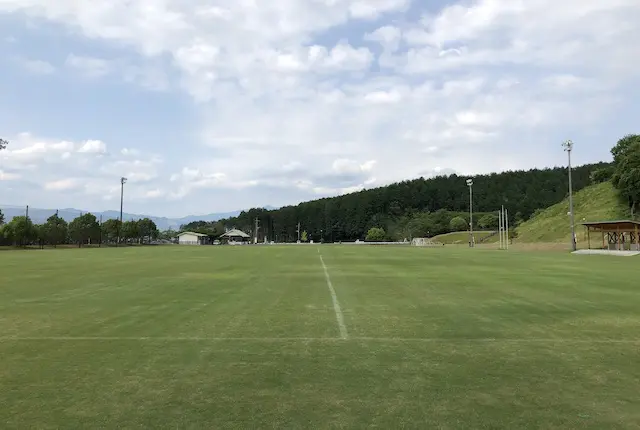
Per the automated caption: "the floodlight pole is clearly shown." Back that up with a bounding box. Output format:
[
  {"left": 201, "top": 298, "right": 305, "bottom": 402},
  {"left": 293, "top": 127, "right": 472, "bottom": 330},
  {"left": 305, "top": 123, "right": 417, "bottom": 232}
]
[
  {"left": 467, "top": 179, "right": 474, "bottom": 247},
  {"left": 505, "top": 208, "right": 509, "bottom": 250},
  {"left": 118, "top": 177, "right": 127, "bottom": 246},
  {"left": 563, "top": 140, "right": 576, "bottom": 251}
]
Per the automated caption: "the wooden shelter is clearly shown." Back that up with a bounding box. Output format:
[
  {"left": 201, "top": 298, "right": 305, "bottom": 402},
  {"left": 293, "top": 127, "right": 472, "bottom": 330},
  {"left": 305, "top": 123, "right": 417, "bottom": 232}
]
[
  {"left": 582, "top": 220, "right": 640, "bottom": 251},
  {"left": 219, "top": 229, "right": 251, "bottom": 244}
]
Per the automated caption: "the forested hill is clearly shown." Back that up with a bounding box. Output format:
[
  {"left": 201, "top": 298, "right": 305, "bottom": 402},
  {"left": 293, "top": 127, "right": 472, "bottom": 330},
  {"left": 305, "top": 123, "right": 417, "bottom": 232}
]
[{"left": 189, "top": 162, "right": 609, "bottom": 242}]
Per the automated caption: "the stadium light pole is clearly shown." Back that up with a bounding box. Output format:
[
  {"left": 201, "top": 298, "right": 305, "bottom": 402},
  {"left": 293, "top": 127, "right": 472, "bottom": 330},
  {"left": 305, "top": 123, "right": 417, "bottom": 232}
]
[
  {"left": 117, "top": 177, "right": 127, "bottom": 246},
  {"left": 466, "top": 178, "right": 474, "bottom": 247},
  {"left": 562, "top": 140, "right": 576, "bottom": 251}
]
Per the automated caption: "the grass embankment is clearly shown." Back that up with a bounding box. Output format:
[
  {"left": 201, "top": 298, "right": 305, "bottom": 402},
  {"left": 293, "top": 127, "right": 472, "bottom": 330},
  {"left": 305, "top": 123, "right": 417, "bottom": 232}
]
[
  {"left": 432, "top": 230, "right": 497, "bottom": 244},
  {"left": 516, "top": 181, "right": 628, "bottom": 244}
]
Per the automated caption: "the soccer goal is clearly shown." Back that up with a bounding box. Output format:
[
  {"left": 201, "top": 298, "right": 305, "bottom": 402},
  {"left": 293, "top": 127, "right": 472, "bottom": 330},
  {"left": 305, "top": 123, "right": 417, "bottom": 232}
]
[{"left": 411, "top": 238, "right": 442, "bottom": 247}]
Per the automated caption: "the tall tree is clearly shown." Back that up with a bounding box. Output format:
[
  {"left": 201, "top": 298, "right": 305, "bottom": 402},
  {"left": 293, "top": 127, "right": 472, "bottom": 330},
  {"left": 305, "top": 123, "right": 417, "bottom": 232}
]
[
  {"left": 137, "top": 218, "right": 159, "bottom": 243},
  {"left": 0, "top": 138, "right": 8, "bottom": 151},
  {"left": 611, "top": 134, "right": 640, "bottom": 165},
  {"left": 0, "top": 223, "right": 14, "bottom": 245},
  {"left": 6, "top": 216, "right": 35, "bottom": 247},
  {"left": 0, "top": 209, "right": 5, "bottom": 225},
  {"left": 43, "top": 214, "right": 68, "bottom": 247},
  {"left": 121, "top": 220, "right": 140, "bottom": 243},
  {"left": 101, "top": 219, "right": 121, "bottom": 244},
  {"left": 612, "top": 142, "right": 640, "bottom": 217},
  {"left": 68, "top": 213, "right": 101, "bottom": 247}
]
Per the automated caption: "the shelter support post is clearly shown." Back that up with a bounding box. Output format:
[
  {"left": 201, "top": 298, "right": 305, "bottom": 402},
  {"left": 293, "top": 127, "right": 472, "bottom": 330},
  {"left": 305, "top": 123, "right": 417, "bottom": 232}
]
[{"left": 587, "top": 227, "right": 591, "bottom": 250}]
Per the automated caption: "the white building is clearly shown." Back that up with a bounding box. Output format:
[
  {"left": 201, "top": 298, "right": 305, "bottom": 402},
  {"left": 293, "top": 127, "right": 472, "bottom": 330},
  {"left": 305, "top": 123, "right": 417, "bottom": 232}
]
[{"left": 177, "top": 232, "right": 210, "bottom": 245}]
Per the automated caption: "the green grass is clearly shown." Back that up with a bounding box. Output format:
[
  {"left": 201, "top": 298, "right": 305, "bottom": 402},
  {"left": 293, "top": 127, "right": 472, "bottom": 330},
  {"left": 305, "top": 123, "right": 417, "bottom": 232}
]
[
  {"left": 433, "top": 230, "right": 497, "bottom": 244},
  {"left": 1, "top": 245, "right": 639, "bottom": 428},
  {"left": 517, "top": 182, "right": 628, "bottom": 243}
]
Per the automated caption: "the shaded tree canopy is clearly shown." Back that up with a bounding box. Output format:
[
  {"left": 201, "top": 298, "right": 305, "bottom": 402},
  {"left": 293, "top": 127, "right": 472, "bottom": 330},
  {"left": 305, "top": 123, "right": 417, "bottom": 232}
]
[
  {"left": 365, "top": 227, "right": 386, "bottom": 242},
  {"left": 449, "top": 216, "right": 468, "bottom": 232},
  {"left": 101, "top": 219, "right": 121, "bottom": 243},
  {"left": 611, "top": 134, "right": 640, "bottom": 165},
  {"left": 611, "top": 138, "right": 640, "bottom": 215},
  {"left": 68, "top": 213, "right": 100, "bottom": 247},
  {"left": 43, "top": 214, "right": 68, "bottom": 247},
  {"left": 4, "top": 216, "right": 35, "bottom": 246},
  {"left": 478, "top": 213, "right": 499, "bottom": 230}
]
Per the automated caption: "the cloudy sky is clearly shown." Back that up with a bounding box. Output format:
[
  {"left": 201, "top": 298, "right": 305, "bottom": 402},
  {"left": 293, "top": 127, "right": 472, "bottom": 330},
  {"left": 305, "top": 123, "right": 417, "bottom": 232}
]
[{"left": 1, "top": 0, "right": 639, "bottom": 217}]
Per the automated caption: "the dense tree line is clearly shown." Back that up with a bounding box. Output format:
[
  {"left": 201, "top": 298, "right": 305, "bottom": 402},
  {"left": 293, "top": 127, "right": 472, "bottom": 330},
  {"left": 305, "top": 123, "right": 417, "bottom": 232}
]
[
  {"left": 609, "top": 134, "right": 640, "bottom": 217},
  {"left": 182, "top": 162, "right": 607, "bottom": 242},
  {"left": 0, "top": 211, "right": 159, "bottom": 248}
]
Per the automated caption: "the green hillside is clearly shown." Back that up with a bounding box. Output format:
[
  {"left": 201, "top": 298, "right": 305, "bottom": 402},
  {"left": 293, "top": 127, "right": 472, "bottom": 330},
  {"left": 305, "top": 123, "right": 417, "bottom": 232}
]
[{"left": 516, "top": 182, "right": 628, "bottom": 243}]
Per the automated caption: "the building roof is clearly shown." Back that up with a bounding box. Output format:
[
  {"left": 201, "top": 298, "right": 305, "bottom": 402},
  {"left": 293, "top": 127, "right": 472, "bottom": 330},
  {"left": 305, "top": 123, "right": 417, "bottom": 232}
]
[
  {"left": 582, "top": 220, "right": 640, "bottom": 230},
  {"left": 177, "top": 231, "right": 209, "bottom": 237},
  {"left": 220, "top": 229, "right": 250, "bottom": 238}
]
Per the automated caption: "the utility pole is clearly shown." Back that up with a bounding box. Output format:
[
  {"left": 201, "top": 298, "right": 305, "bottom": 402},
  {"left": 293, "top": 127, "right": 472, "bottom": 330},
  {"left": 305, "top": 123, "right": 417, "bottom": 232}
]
[
  {"left": 466, "top": 179, "right": 474, "bottom": 247},
  {"left": 562, "top": 140, "right": 576, "bottom": 251},
  {"left": 117, "top": 177, "right": 127, "bottom": 246},
  {"left": 254, "top": 217, "right": 260, "bottom": 244},
  {"left": 54, "top": 209, "right": 59, "bottom": 248}
]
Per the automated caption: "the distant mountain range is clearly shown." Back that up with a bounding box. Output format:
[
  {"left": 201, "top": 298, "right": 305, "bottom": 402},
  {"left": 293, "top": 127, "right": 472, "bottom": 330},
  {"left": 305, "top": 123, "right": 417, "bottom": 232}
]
[{"left": 0, "top": 205, "right": 276, "bottom": 230}]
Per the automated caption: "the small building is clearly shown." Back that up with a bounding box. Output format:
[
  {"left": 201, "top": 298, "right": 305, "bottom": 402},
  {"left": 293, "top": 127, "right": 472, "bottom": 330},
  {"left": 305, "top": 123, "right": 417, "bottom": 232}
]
[
  {"left": 177, "top": 232, "right": 210, "bottom": 245},
  {"left": 220, "top": 229, "right": 251, "bottom": 244},
  {"left": 582, "top": 220, "right": 640, "bottom": 251}
]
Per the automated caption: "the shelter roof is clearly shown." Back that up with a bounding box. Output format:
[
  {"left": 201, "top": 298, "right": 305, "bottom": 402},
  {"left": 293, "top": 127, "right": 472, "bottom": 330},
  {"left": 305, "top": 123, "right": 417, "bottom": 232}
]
[
  {"left": 581, "top": 220, "right": 640, "bottom": 230},
  {"left": 177, "top": 231, "right": 209, "bottom": 237},
  {"left": 220, "top": 229, "right": 251, "bottom": 238}
]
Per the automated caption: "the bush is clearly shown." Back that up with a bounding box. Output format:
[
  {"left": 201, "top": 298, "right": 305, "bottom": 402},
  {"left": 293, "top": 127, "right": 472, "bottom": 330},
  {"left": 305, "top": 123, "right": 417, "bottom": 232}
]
[
  {"left": 478, "top": 214, "right": 499, "bottom": 229},
  {"left": 365, "top": 227, "right": 386, "bottom": 242},
  {"left": 449, "top": 216, "right": 468, "bottom": 232}
]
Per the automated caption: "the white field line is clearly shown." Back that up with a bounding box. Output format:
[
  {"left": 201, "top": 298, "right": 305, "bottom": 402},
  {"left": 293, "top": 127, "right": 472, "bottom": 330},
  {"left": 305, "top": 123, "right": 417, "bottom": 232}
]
[
  {"left": 319, "top": 254, "right": 349, "bottom": 339},
  {"left": 1, "top": 336, "right": 639, "bottom": 343}
]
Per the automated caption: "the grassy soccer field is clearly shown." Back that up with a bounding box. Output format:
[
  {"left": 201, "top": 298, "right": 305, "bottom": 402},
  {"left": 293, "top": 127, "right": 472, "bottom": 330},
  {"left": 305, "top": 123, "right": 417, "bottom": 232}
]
[{"left": 1, "top": 246, "right": 639, "bottom": 429}]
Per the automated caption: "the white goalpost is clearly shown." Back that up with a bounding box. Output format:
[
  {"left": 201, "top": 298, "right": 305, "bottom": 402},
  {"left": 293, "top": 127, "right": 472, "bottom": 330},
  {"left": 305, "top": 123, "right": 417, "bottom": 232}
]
[
  {"left": 499, "top": 206, "right": 509, "bottom": 250},
  {"left": 411, "top": 238, "right": 442, "bottom": 247}
]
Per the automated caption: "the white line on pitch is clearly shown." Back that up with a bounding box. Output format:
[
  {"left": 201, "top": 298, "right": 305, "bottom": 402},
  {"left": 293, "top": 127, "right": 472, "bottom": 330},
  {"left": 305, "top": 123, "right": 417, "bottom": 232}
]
[{"left": 319, "top": 254, "right": 349, "bottom": 339}]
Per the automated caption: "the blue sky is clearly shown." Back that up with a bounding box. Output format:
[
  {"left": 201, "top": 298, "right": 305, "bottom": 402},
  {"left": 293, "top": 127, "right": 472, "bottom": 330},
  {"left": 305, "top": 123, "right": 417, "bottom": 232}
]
[{"left": 1, "top": 0, "right": 639, "bottom": 217}]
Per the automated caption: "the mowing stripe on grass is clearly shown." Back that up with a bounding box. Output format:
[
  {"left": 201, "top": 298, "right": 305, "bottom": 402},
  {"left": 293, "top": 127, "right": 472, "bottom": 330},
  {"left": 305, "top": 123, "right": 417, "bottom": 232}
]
[
  {"left": 319, "top": 254, "right": 349, "bottom": 339},
  {"left": 1, "top": 336, "right": 639, "bottom": 343}
]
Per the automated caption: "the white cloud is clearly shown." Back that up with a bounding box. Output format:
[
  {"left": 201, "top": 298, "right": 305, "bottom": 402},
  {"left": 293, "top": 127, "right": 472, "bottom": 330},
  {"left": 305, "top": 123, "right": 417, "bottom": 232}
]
[
  {"left": 65, "top": 54, "right": 111, "bottom": 78},
  {"left": 349, "top": 0, "right": 410, "bottom": 19},
  {"left": 364, "top": 90, "right": 402, "bottom": 104},
  {"left": 144, "top": 188, "right": 164, "bottom": 199},
  {"left": 21, "top": 59, "right": 55, "bottom": 75},
  {"left": 0, "top": 132, "right": 165, "bottom": 209},
  {"left": 365, "top": 25, "right": 402, "bottom": 51},
  {"left": 44, "top": 178, "right": 81, "bottom": 191},
  {"left": 332, "top": 159, "right": 377, "bottom": 175},
  {"left": 0, "top": 0, "right": 639, "bottom": 214},
  {"left": 78, "top": 140, "right": 107, "bottom": 154},
  {"left": 0, "top": 170, "right": 20, "bottom": 181}
]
